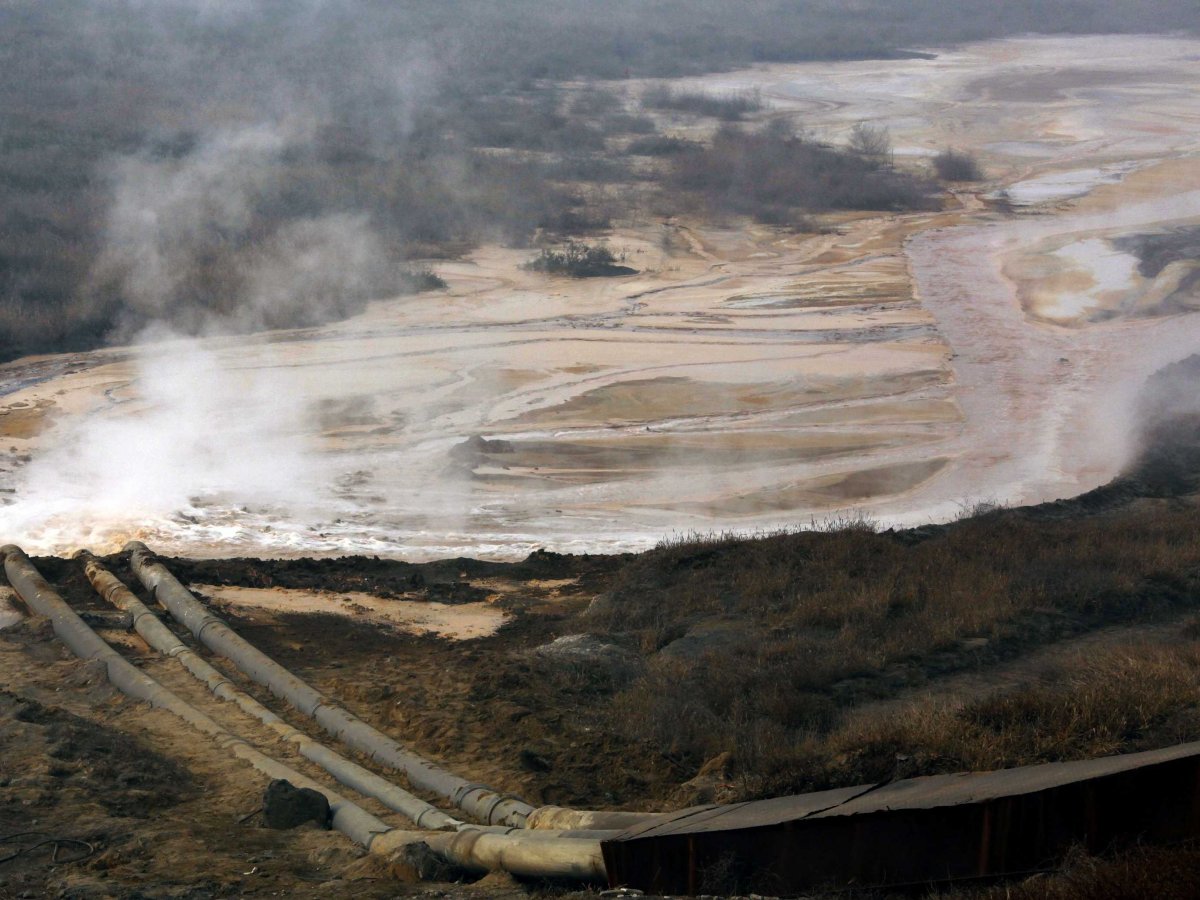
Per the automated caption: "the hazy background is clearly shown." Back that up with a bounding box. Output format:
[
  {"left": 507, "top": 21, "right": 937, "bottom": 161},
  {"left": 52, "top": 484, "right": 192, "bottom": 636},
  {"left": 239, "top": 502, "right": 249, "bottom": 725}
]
[{"left": 3, "top": 0, "right": 1200, "bottom": 359}]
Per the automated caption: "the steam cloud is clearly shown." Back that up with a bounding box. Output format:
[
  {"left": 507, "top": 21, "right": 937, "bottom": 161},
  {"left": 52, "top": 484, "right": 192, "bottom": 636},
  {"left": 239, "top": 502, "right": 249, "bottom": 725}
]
[
  {"left": 2, "top": 22, "right": 439, "bottom": 549},
  {"left": 95, "top": 122, "right": 394, "bottom": 336},
  {"left": 2, "top": 328, "right": 323, "bottom": 551}
]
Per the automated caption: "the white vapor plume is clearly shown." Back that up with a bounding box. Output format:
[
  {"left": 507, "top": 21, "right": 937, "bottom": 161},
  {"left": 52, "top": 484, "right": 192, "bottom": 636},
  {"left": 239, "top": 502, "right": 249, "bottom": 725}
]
[
  {"left": 18, "top": 119, "right": 382, "bottom": 550},
  {"left": 0, "top": 327, "right": 322, "bottom": 551},
  {"left": 96, "top": 123, "right": 299, "bottom": 329},
  {"left": 0, "top": 25, "right": 451, "bottom": 553},
  {"left": 241, "top": 214, "right": 385, "bottom": 329}
]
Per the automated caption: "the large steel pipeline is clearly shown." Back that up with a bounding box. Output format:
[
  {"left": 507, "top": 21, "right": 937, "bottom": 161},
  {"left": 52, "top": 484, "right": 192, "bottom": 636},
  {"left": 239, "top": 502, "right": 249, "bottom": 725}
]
[
  {"left": 383, "top": 827, "right": 607, "bottom": 880},
  {"left": 78, "top": 551, "right": 464, "bottom": 833},
  {"left": 0, "top": 545, "right": 389, "bottom": 846},
  {"left": 126, "top": 541, "right": 536, "bottom": 826},
  {"left": 4, "top": 546, "right": 610, "bottom": 882},
  {"left": 523, "top": 805, "right": 670, "bottom": 831},
  {"left": 126, "top": 542, "right": 668, "bottom": 834}
]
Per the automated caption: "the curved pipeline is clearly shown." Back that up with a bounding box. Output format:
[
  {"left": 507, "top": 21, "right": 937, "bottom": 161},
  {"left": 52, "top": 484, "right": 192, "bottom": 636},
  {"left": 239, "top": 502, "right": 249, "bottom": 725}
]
[
  {"left": 523, "top": 805, "right": 672, "bottom": 831},
  {"left": 1, "top": 545, "right": 389, "bottom": 846},
  {"left": 78, "top": 551, "right": 465, "bottom": 832},
  {"left": 385, "top": 827, "right": 606, "bottom": 880},
  {"left": 126, "top": 542, "right": 671, "bottom": 832},
  {"left": 4, "top": 546, "right": 609, "bottom": 883},
  {"left": 126, "top": 541, "right": 535, "bottom": 827}
]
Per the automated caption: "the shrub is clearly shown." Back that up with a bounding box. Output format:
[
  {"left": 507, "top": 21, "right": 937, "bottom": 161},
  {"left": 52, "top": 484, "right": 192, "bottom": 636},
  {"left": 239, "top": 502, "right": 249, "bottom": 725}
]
[
  {"left": 641, "top": 86, "right": 764, "bottom": 121},
  {"left": 669, "top": 124, "right": 938, "bottom": 223},
  {"left": 523, "top": 242, "right": 637, "bottom": 277},
  {"left": 847, "top": 121, "right": 893, "bottom": 166},
  {"left": 398, "top": 266, "right": 446, "bottom": 293},
  {"left": 625, "top": 135, "right": 699, "bottom": 156},
  {"left": 933, "top": 148, "right": 984, "bottom": 181}
]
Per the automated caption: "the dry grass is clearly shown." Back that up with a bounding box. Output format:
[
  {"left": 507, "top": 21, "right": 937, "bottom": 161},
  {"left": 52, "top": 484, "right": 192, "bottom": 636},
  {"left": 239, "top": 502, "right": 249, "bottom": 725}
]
[
  {"left": 591, "top": 504, "right": 1200, "bottom": 779},
  {"left": 743, "top": 641, "right": 1200, "bottom": 798},
  {"left": 941, "top": 842, "right": 1200, "bottom": 900}
]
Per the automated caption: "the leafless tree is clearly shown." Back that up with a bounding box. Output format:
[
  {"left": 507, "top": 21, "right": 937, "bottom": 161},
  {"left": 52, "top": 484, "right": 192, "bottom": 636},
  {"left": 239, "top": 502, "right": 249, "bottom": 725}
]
[{"left": 847, "top": 121, "right": 893, "bottom": 167}]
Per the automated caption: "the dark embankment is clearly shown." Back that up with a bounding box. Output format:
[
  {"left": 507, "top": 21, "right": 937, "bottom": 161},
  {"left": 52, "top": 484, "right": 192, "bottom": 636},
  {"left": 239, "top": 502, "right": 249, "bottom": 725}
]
[{"left": 9, "top": 367, "right": 1200, "bottom": 897}]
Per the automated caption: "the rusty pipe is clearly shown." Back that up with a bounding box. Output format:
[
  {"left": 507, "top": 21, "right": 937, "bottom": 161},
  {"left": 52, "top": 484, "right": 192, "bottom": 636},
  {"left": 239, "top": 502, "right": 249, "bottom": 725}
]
[
  {"left": 125, "top": 541, "right": 535, "bottom": 827},
  {"left": 1, "top": 545, "right": 390, "bottom": 846},
  {"left": 5, "top": 546, "right": 609, "bottom": 882},
  {"left": 78, "top": 551, "right": 465, "bottom": 832}
]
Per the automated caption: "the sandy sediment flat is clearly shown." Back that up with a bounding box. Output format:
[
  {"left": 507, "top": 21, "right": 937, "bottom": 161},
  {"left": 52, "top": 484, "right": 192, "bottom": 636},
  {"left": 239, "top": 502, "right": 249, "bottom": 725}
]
[
  {"left": 2, "top": 35, "right": 1200, "bottom": 557},
  {"left": 192, "top": 584, "right": 507, "bottom": 640}
]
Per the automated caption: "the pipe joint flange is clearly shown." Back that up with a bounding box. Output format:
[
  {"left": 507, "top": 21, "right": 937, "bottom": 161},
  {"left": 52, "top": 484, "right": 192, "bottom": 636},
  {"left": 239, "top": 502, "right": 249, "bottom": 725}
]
[
  {"left": 309, "top": 700, "right": 331, "bottom": 720},
  {"left": 413, "top": 808, "right": 447, "bottom": 831},
  {"left": 133, "top": 610, "right": 162, "bottom": 629},
  {"left": 452, "top": 782, "right": 490, "bottom": 807},
  {"left": 194, "top": 618, "right": 225, "bottom": 643},
  {"left": 479, "top": 791, "right": 523, "bottom": 825}
]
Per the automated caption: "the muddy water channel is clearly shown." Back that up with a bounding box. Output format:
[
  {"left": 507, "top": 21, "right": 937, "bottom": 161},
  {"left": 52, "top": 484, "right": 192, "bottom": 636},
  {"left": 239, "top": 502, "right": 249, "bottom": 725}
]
[
  {"left": 2, "top": 35, "right": 1200, "bottom": 558},
  {"left": 903, "top": 204, "right": 1200, "bottom": 522}
]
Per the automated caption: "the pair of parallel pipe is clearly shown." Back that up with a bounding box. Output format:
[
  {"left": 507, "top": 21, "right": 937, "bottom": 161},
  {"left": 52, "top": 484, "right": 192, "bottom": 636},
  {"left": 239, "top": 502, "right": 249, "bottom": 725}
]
[
  {"left": 125, "top": 541, "right": 536, "bottom": 828},
  {"left": 7, "top": 547, "right": 628, "bottom": 883},
  {"left": 123, "top": 540, "right": 659, "bottom": 834},
  {"left": 2, "top": 545, "right": 387, "bottom": 846},
  {"left": 3, "top": 545, "right": 609, "bottom": 881},
  {"left": 79, "top": 551, "right": 464, "bottom": 833}
]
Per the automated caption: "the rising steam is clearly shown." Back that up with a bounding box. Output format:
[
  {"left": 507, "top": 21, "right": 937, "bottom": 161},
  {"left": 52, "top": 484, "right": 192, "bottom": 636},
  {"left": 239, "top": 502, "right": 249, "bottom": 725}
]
[
  {"left": 0, "top": 117, "right": 396, "bottom": 550},
  {"left": 0, "top": 328, "right": 323, "bottom": 551},
  {"left": 95, "top": 122, "right": 393, "bottom": 336}
]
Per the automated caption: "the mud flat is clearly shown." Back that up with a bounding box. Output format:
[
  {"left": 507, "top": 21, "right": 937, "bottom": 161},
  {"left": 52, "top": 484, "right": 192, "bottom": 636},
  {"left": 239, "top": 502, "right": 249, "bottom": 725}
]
[
  {"left": 2, "top": 35, "right": 1200, "bottom": 557},
  {"left": 0, "top": 218, "right": 953, "bottom": 558},
  {"left": 683, "top": 34, "right": 1200, "bottom": 522},
  {"left": 193, "top": 584, "right": 507, "bottom": 640}
]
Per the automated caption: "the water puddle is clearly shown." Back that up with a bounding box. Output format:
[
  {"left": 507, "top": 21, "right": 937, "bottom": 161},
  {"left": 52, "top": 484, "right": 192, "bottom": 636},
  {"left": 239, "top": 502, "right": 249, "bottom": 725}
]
[
  {"left": 1000, "top": 163, "right": 1140, "bottom": 206},
  {"left": 1039, "top": 237, "right": 1140, "bottom": 321}
]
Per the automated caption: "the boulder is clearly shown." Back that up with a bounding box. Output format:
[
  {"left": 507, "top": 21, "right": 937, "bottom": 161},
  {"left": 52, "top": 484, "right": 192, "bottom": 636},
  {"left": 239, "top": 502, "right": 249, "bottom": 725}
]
[
  {"left": 263, "top": 779, "right": 331, "bottom": 830},
  {"left": 670, "top": 751, "right": 738, "bottom": 807},
  {"left": 388, "top": 840, "right": 466, "bottom": 882},
  {"left": 533, "top": 633, "right": 644, "bottom": 683},
  {"left": 657, "top": 621, "right": 754, "bottom": 662}
]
